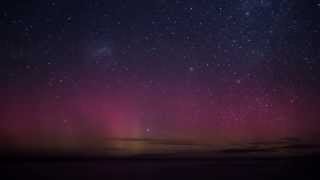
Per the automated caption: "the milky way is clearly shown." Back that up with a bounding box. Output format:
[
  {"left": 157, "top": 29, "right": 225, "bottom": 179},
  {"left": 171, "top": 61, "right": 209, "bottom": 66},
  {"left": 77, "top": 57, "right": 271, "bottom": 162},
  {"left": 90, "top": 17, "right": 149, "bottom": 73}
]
[{"left": 0, "top": 0, "right": 319, "bottom": 154}]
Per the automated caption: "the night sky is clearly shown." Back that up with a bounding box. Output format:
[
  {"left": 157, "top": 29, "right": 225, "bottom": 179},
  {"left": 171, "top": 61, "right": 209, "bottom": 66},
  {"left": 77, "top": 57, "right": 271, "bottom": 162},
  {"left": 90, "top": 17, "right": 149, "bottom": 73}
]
[{"left": 1, "top": 0, "right": 320, "bottom": 155}]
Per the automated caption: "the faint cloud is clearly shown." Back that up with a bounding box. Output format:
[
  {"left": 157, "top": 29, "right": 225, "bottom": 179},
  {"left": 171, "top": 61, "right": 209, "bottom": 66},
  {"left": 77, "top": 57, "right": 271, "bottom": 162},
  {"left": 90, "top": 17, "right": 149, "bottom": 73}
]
[{"left": 94, "top": 46, "right": 112, "bottom": 58}]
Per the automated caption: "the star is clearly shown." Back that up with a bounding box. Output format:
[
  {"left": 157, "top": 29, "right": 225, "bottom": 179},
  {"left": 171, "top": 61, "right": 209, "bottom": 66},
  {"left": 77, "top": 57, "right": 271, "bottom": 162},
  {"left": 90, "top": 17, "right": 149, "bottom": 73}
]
[
  {"left": 235, "top": 79, "right": 241, "bottom": 84},
  {"left": 189, "top": 66, "right": 195, "bottom": 72}
]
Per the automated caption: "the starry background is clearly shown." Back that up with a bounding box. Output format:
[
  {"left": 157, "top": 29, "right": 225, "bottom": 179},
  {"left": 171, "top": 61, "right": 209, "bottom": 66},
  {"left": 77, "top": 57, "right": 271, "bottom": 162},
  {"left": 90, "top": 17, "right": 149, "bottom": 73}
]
[{"left": 0, "top": 0, "right": 320, "bottom": 154}]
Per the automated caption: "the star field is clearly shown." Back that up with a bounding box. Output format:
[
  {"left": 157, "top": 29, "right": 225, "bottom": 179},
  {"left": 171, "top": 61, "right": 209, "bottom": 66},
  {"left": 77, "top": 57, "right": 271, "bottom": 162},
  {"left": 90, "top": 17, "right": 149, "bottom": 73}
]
[{"left": 0, "top": 0, "right": 319, "bottom": 152}]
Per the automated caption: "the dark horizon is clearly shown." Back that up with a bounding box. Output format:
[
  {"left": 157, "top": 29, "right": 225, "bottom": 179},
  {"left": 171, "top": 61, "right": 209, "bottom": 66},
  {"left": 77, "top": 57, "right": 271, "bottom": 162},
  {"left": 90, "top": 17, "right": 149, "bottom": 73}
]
[{"left": 1, "top": 137, "right": 320, "bottom": 158}]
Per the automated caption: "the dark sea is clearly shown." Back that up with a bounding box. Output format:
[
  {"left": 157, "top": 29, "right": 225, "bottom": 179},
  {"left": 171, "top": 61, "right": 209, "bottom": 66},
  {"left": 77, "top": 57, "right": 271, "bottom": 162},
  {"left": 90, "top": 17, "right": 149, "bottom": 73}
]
[{"left": 1, "top": 155, "right": 319, "bottom": 180}]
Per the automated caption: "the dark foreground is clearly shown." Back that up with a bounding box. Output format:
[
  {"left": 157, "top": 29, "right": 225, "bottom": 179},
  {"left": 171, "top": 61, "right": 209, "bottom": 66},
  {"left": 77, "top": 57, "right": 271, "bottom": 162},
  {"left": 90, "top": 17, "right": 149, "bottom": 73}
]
[{"left": 1, "top": 155, "right": 319, "bottom": 180}]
